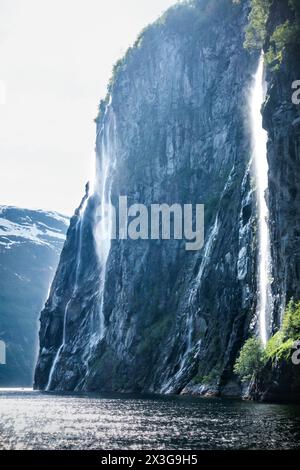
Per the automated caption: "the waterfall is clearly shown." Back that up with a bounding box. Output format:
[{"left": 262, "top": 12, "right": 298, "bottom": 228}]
[
  {"left": 161, "top": 215, "right": 220, "bottom": 393},
  {"left": 46, "top": 99, "right": 116, "bottom": 390},
  {"left": 93, "top": 99, "right": 117, "bottom": 340},
  {"left": 188, "top": 215, "right": 220, "bottom": 306},
  {"left": 45, "top": 300, "right": 71, "bottom": 391},
  {"left": 46, "top": 204, "right": 87, "bottom": 391},
  {"left": 74, "top": 198, "right": 88, "bottom": 292},
  {"left": 250, "top": 53, "right": 273, "bottom": 346}
]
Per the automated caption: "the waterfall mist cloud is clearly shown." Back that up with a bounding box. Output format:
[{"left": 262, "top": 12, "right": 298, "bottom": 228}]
[{"left": 0, "top": 0, "right": 177, "bottom": 215}]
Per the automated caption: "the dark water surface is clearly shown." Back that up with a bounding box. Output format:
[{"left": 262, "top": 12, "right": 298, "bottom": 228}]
[{"left": 0, "top": 389, "right": 299, "bottom": 450}]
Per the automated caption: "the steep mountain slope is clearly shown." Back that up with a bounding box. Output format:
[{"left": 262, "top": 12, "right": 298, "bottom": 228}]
[
  {"left": 248, "top": 0, "right": 300, "bottom": 402},
  {"left": 35, "top": 0, "right": 259, "bottom": 394},
  {"left": 0, "top": 206, "right": 69, "bottom": 386}
]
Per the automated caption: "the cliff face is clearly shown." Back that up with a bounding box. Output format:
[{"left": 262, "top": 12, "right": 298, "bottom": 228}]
[
  {"left": 265, "top": 2, "right": 300, "bottom": 324},
  {"left": 35, "top": 0, "right": 259, "bottom": 394},
  {"left": 248, "top": 0, "right": 300, "bottom": 402},
  {"left": 0, "top": 206, "right": 68, "bottom": 386}
]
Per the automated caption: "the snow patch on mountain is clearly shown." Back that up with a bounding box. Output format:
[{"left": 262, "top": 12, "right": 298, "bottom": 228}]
[{"left": 0, "top": 206, "right": 69, "bottom": 251}]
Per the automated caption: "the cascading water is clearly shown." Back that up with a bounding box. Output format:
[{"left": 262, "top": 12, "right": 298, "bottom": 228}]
[
  {"left": 92, "top": 99, "right": 117, "bottom": 340},
  {"left": 45, "top": 300, "right": 71, "bottom": 391},
  {"left": 46, "top": 204, "right": 87, "bottom": 391},
  {"left": 74, "top": 199, "right": 88, "bottom": 292},
  {"left": 250, "top": 53, "right": 273, "bottom": 346},
  {"left": 161, "top": 215, "right": 220, "bottom": 393},
  {"left": 189, "top": 215, "right": 220, "bottom": 306},
  {"left": 46, "top": 99, "right": 116, "bottom": 390}
]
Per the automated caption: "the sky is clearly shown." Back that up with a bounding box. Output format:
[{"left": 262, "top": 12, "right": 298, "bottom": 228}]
[{"left": 0, "top": 0, "right": 178, "bottom": 216}]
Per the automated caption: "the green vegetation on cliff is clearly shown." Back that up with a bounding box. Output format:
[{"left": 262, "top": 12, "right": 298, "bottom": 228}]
[
  {"left": 234, "top": 300, "right": 300, "bottom": 382},
  {"left": 243, "top": 0, "right": 271, "bottom": 50},
  {"left": 266, "top": 300, "right": 300, "bottom": 361},
  {"left": 233, "top": 0, "right": 300, "bottom": 68},
  {"left": 233, "top": 337, "right": 265, "bottom": 382},
  {"left": 265, "top": 19, "right": 300, "bottom": 67}
]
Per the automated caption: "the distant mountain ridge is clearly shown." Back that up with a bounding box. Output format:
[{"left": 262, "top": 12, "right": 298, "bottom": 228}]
[
  {"left": 0, "top": 205, "right": 67, "bottom": 251},
  {"left": 0, "top": 206, "right": 69, "bottom": 386}
]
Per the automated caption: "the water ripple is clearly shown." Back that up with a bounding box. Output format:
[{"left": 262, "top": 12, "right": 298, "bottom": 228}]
[{"left": 0, "top": 390, "right": 299, "bottom": 450}]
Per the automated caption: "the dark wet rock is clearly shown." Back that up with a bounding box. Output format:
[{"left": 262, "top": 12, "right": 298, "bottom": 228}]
[{"left": 246, "top": 360, "right": 300, "bottom": 404}]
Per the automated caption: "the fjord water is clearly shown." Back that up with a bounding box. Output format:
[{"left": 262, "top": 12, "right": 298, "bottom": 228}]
[{"left": 0, "top": 390, "right": 299, "bottom": 450}]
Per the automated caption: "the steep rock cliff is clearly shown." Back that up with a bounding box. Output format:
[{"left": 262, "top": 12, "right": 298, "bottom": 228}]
[
  {"left": 265, "top": 0, "right": 300, "bottom": 327},
  {"left": 248, "top": 0, "right": 300, "bottom": 402},
  {"left": 34, "top": 0, "right": 259, "bottom": 394}
]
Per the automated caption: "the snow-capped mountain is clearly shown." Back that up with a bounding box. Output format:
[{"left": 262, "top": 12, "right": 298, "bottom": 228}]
[
  {"left": 0, "top": 206, "right": 69, "bottom": 387},
  {"left": 0, "top": 206, "right": 68, "bottom": 252}
]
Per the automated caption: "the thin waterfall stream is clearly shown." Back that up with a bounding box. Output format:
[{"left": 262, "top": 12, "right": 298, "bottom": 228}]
[
  {"left": 46, "top": 100, "right": 116, "bottom": 390},
  {"left": 250, "top": 53, "right": 273, "bottom": 346},
  {"left": 93, "top": 100, "right": 116, "bottom": 341},
  {"left": 46, "top": 204, "right": 87, "bottom": 391}
]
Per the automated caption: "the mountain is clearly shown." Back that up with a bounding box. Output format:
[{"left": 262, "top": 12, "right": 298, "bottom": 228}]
[
  {"left": 34, "top": 0, "right": 300, "bottom": 401},
  {"left": 0, "top": 206, "right": 69, "bottom": 386},
  {"left": 35, "top": 0, "right": 257, "bottom": 394},
  {"left": 248, "top": 0, "right": 300, "bottom": 402}
]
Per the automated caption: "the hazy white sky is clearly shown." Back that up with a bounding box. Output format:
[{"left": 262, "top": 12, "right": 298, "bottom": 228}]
[{"left": 0, "top": 0, "right": 178, "bottom": 215}]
